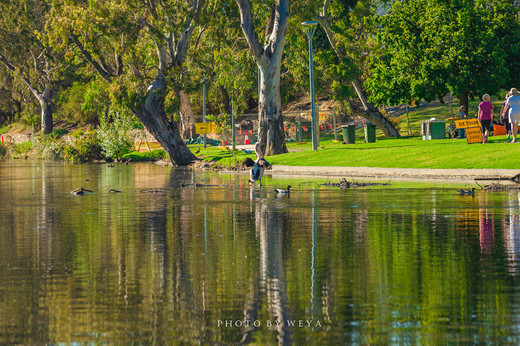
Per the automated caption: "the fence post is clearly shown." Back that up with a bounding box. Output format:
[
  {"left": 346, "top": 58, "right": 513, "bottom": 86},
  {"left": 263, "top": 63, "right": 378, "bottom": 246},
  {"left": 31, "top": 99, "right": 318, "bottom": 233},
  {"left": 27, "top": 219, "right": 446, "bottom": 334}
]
[
  {"left": 333, "top": 109, "right": 338, "bottom": 141},
  {"left": 298, "top": 109, "right": 302, "bottom": 142}
]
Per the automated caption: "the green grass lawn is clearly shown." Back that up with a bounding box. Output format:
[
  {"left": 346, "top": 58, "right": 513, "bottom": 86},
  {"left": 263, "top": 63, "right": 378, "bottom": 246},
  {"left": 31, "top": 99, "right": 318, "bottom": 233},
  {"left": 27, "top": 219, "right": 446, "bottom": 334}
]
[
  {"left": 192, "top": 96, "right": 520, "bottom": 170},
  {"left": 193, "top": 134, "right": 520, "bottom": 169}
]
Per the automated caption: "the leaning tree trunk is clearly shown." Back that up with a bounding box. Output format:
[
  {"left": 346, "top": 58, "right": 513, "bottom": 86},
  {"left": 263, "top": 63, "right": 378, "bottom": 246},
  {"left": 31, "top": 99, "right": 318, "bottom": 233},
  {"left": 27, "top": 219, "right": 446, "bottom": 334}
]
[
  {"left": 258, "top": 65, "right": 287, "bottom": 155},
  {"left": 350, "top": 77, "right": 400, "bottom": 137},
  {"left": 133, "top": 75, "right": 196, "bottom": 166},
  {"left": 315, "top": 5, "right": 400, "bottom": 138}
]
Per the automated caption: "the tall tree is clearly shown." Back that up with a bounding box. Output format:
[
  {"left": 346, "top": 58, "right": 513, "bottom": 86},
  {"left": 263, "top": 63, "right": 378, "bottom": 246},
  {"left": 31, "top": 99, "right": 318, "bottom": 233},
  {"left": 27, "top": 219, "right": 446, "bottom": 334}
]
[
  {"left": 49, "top": 0, "right": 205, "bottom": 166},
  {"left": 235, "top": 0, "right": 289, "bottom": 155},
  {"left": 366, "top": 0, "right": 520, "bottom": 113},
  {"left": 313, "top": 0, "right": 400, "bottom": 137},
  {"left": 0, "top": 0, "right": 71, "bottom": 134}
]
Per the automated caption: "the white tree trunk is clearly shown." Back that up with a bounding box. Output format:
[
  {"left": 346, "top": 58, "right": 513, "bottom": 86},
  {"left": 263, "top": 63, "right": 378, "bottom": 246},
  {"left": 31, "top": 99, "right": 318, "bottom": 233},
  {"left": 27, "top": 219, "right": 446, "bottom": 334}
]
[
  {"left": 258, "top": 64, "right": 287, "bottom": 154},
  {"left": 236, "top": 0, "right": 289, "bottom": 155}
]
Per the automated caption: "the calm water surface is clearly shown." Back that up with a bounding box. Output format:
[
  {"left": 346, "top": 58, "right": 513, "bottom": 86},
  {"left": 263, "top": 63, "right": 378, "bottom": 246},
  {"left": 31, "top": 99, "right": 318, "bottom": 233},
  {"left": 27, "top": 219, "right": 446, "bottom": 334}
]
[{"left": 1, "top": 160, "right": 520, "bottom": 344}]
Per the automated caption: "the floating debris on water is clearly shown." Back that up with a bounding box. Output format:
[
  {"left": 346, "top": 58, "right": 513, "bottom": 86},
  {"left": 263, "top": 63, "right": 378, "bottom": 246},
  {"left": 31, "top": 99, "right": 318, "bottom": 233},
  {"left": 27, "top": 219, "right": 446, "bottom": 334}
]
[{"left": 320, "top": 178, "right": 391, "bottom": 189}]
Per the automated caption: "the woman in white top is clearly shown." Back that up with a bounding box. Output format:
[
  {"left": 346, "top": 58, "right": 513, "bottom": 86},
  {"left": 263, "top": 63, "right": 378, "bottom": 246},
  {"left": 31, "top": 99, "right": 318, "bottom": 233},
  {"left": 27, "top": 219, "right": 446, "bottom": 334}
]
[{"left": 505, "top": 88, "right": 520, "bottom": 143}]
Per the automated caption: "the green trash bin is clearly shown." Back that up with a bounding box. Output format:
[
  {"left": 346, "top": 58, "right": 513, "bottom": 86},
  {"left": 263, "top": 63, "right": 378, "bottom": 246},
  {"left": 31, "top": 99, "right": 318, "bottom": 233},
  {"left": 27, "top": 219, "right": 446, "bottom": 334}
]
[
  {"left": 422, "top": 120, "right": 446, "bottom": 140},
  {"left": 341, "top": 125, "right": 355, "bottom": 144},
  {"left": 430, "top": 120, "right": 446, "bottom": 139},
  {"left": 364, "top": 124, "right": 376, "bottom": 143}
]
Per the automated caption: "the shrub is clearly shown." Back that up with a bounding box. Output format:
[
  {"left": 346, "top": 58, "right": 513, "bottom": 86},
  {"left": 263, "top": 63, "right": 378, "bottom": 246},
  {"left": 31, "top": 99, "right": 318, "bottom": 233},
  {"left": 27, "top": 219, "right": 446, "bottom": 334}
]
[
  {"left": 97, "top": 110, "right": 135, "bottom": 161},
  {"left": 11, "top": 141, "right": 35, "bottom": 159},
  {"left": 63, "top": 127, "right": 104, "bottom": 162},
  {"left": 50, "top": 128, "right": 69, "bottom": 140},
  {"left": 122, "top": 149, "right": 168, "bottom": 162}
]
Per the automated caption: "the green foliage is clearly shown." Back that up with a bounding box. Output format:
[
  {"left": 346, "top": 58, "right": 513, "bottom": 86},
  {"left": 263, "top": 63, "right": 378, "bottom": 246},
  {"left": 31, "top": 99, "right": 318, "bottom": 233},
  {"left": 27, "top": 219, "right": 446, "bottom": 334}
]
[
  {"left": 366, "top": 0, "right": 520, "bottom": 106},
  {"left": 20, "top": 111, "right": 39, "bottom": 129},
  {"left": 0, "top": 142, "right": 6, "bottom": 157},
  {"left": 206, "top": 113, "right": 230, "bottom": 141},
  {"left": 32, "top": 135, "right": 68, "bottom": 160},
  {"left": 56, "top": 82, "right": 102, "bottom": 125},
  {"left": 97, "top": 109, "right": 135, "bottom": 160},
  {"left": 10, "top": 141, "right": 35, "bottom": 159},
  {"left": 49, "top": 128, "right": 69, "bottom": 140},
  {"left": 122, "top": 149, "right": 167, "bottom": 162},
  {"left": 63, "top": 127, "right": 103, "bottom": 162}
]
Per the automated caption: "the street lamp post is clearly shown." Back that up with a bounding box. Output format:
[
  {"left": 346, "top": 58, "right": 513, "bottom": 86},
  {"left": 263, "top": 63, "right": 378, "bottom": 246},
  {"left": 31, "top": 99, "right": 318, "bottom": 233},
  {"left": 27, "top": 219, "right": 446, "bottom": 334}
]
[{"left": 302, "top": 21, "right": 319, "bottom": 151}]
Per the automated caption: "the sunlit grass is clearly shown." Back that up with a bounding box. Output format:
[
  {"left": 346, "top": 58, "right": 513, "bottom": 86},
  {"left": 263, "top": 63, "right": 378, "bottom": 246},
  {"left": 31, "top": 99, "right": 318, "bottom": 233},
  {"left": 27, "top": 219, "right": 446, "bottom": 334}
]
[{"left": 192, "top": 135, "right": 520, "bottom": 169}]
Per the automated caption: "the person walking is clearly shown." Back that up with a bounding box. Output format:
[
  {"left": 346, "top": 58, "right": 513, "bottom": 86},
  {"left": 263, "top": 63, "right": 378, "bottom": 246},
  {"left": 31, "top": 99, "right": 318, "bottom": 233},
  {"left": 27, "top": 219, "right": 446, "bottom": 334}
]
[
  {"left": 478, "top": 94, "right": 494, "bottom": 143},
  {"left": 500, "top": 92, "right": 512, "bottom": 142},
  {"left": 505, "top": 88, "right": 520, "bottom": 143}
]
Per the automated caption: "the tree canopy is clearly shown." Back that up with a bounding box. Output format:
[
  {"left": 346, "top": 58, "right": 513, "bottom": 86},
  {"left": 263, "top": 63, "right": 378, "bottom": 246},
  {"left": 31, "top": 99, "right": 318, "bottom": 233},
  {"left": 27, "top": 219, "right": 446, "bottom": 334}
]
[{"left": 366, "top": 0, "right": 520, "bottom": 112}]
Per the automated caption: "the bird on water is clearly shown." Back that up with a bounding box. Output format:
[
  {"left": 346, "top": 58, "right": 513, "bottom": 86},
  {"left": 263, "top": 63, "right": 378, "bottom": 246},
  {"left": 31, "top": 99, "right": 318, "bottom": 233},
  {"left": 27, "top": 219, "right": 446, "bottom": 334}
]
[
  {"left": 458, "top": 187, "right": 476, "bottom": 196},
  {"left": 249, "top": 142, "right": 270, "bottom": 186},
  {"left": 275, "top": 185, "right": 291, "bottom": 196}
]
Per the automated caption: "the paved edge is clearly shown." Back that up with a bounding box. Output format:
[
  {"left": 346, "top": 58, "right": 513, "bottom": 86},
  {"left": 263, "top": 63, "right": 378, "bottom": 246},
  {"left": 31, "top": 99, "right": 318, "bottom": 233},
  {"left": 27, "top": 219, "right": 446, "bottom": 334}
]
[{"left": 267, "top": 165, "right": 520, "bottom": 182}]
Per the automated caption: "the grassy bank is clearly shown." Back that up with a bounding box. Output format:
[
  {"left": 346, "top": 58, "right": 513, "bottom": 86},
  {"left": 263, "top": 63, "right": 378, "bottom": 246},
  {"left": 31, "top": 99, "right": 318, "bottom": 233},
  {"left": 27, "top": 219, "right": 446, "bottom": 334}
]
[{"left": 193, "top": 134, "right": 520, "bottom": 170}]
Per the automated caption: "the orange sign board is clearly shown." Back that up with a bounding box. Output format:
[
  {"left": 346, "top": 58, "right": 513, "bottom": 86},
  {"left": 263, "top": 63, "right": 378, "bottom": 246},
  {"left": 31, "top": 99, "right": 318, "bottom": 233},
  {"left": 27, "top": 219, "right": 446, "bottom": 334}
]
[
  {"left": 466, "top": 127, "right": 483, "bottom": 144},
  {"left": 455, "top": 119, "right": 480, "bottom": 129}
]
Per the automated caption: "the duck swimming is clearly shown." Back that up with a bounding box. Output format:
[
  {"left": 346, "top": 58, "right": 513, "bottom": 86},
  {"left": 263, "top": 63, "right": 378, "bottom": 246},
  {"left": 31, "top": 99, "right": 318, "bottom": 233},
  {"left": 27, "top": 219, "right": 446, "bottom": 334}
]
[
  {"left": 275, "top": 185, "right": 291, "bottom": 196},
  {"left": 249, "top": 142, "right": 270, "bottom": 186},
  {"left": 458, "top": 187, "right": 476, "bottom": 196}
]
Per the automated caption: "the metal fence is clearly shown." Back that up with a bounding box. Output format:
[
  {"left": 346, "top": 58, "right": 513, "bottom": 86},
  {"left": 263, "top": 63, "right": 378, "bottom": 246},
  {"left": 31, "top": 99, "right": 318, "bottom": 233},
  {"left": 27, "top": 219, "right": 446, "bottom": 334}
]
[{"left": 179, "top": 108, "right": 350, "bottom": 145}]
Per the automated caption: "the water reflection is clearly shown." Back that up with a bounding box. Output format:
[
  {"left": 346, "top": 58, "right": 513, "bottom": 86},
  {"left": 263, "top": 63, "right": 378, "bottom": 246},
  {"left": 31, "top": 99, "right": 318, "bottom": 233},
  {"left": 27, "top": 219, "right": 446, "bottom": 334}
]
[{"left": 2, "top": 161, "right": 520, "bottom": 344}]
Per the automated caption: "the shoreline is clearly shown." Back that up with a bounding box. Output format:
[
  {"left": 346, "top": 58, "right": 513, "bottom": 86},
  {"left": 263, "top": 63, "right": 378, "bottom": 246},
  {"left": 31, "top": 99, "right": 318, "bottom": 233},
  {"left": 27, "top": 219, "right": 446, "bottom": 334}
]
[{"left": 221, "top": 165, "right": 520, "bottom": 183}]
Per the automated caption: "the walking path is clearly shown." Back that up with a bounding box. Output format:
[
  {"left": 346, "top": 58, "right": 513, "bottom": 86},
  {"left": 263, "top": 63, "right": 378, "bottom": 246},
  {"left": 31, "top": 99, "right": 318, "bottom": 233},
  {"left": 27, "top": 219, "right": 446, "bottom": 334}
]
[{"left": 267, "top": 165, "right": 520, "bottom": 182}]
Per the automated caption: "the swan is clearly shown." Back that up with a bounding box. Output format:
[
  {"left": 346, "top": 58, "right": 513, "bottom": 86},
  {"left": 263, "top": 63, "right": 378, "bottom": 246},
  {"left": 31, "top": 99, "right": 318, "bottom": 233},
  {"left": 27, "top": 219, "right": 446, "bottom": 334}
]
[{"left": 249, "top": 142, "right": 270, "bottom": 186}]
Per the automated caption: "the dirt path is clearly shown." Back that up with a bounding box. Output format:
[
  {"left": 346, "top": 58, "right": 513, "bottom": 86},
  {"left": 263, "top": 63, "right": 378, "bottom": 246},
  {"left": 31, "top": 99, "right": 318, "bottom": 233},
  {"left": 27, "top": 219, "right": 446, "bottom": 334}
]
[{"left": 266, "top": 165, "right": 520, "bottom": 183}]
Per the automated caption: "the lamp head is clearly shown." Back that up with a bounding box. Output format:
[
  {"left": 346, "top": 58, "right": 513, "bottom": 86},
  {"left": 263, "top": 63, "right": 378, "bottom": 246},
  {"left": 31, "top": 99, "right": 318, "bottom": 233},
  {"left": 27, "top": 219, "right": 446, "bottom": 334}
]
[{"left": 301, "top": 21, "right": 318, "bottom": 39}]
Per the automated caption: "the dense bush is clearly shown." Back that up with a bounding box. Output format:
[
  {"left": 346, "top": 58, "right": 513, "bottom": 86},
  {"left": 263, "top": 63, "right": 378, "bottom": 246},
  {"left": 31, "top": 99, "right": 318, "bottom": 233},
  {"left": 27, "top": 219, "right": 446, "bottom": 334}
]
[
  {"left": 10, "top": 141, "right": 35, "bottom": 159},
  {"left": 98, "top": 110, "right": 136, "bottom": 161},
  {"left": 63, "top": 127, "right": 104, "bottom": 162},
  {"left": 49, "top": 128, "right": 69, "bottom": 140}
]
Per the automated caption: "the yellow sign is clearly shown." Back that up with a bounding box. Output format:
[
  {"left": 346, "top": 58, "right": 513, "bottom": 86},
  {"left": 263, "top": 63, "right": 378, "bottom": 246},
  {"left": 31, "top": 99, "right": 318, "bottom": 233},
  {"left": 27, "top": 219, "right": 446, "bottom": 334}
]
[
  {"left": 196, "top": 122, "right": 212, "bottom": 134},
  {"left": 466, "top": 127, "right": 483, "bottom": 144},
  {"left": 319, "top": 113, "right": 325, "bottom": 118},
  {"left": 455, "top": 119, "right": 480, "bottom": 129}
]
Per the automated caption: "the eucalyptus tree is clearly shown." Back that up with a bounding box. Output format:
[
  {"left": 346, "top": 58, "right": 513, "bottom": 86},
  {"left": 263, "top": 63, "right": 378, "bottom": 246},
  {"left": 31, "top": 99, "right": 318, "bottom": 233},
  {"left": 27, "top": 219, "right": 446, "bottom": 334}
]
[
  {"left": 235, "top": 0, "right": 289, "bottom": 155},
  {"left": 0, "top": 0, "right": 73, "bottom": 134},
  {"left": 366, "top": 0, "right": 520, "bottom": 113},
  {"left": 49, "top": 0, "right": 206, "bottom": 166},
  {"left": 311, "top": 0, "right": 399, "bottom": 137}
]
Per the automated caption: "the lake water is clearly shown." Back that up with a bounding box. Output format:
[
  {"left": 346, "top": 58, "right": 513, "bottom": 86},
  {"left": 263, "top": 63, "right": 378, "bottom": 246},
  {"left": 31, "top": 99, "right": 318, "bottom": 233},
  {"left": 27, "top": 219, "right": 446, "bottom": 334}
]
[{"left": 1, "top": 160, "right": 520, "bottom": 344}]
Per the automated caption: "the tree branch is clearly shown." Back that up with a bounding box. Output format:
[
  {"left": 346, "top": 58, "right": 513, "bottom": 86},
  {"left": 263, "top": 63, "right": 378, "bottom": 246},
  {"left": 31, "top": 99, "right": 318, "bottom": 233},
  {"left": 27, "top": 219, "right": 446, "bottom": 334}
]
[
  {"left": 0, "top": 52, "right": 43, "bottom": 100},
  {"left": 234, "top": 0, "right": 263, "bottom": 62},
  {"left": 69, "top": 34, "right": 113, "bottom": 83}
]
